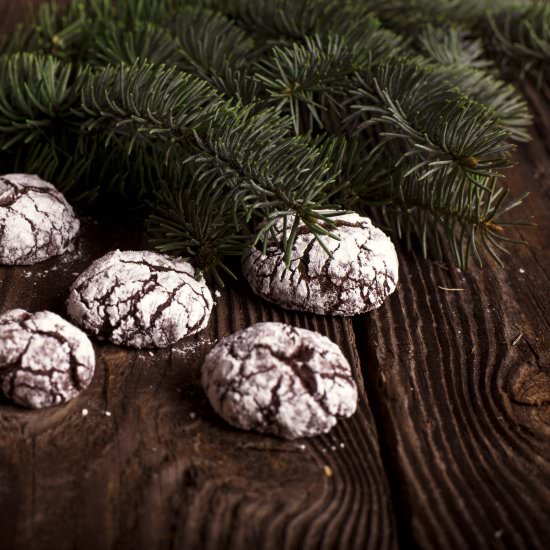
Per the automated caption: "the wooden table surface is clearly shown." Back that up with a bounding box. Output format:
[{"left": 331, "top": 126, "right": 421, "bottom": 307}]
[{"left": 0, "top": 2, "right": 549, "bottom": 549}]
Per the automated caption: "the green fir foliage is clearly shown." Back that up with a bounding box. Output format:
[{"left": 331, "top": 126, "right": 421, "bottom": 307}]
[{"left": 0, "top": 0, "right": 544, "bottom": 281}]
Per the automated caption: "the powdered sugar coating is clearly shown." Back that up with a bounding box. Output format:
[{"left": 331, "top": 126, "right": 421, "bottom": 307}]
[
  {"left": 242, "top": 212, "right": 399, "bottom": 316},
  {"left": 0, "top": 174, "right": 79, "bottom": 265},
  {"left": 66, "top": 250, "right": 213, "bottom": 349},
  {"left": 202, "top": 322, "right": 358, "bottom": 439},
  {"left": 0, "top": 309, "right": 95, "bottom": 409}
]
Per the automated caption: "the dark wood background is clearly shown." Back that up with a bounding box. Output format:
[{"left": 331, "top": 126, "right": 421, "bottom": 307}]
[{"left": 0, "top": 2, "right": 549, "bottom": 549}]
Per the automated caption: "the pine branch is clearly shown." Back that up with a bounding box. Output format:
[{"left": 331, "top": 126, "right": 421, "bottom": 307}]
[
  {"left": 1, "top": 1, "right": 93, "bottom": 60},
  {"left": 0, "top": 52, "right": 90, "bottom": 194},
  {"left": 253, "top": 8, "right": 409, "bottom": 134},
  {"left": 90, "top": 22, "right": 179, "bottom": 66},
  {"left": 368, "top": 0, "right": 527, "bottom": 31},
  {"left": 376, "top": 167, "right": 529, "bottom": 268},
  {"left": 218, "top": 0, "right": 338, "bottom": 41},
  {"left": 82, "top": 6, "right": 260, "bottom": 101},
  {"left": 188, "top": 105, "right": 346, "bottom": 244},
  {"left": 147, "top": 168, "right": 253, "bottom": 285},
  {"left": 0, "top": 53, "right": 85, "bottom": 147},
  {"left": 0, "top": 0, "right": 538, "bottom": 276},
  {"left": 77, "top": 60, "right": 222, "bottom": 151},
  {"left": 78, "top": 60, "right": 347, "bottom": 265},
  {"left": 349, "top": 60, "right": 515, "bottom": 183},
  {"left": 415, "top": 24, "right": 492, "bottom": 69},
  {"left": 169, "top": 6, "right": 256, "bottom": 77},
  {"left": 207, "top": 66, "right": 264, "bottom": 104},
  {"left": 254, "top": 34, "right": 359, "bottom": 134},
  {"left": 425, "top": 62, "right": 532, "bottom": 142},
  {"left": 483, "top": 3, "right": 550, "bottom": 86}
]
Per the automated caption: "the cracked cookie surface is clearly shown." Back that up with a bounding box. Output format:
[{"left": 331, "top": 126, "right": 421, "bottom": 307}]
[
  {"left": 0, "top": 174, "right": 80, "bottom": 265},
  {"left": 242, "top": 212, "right": 399, "bottom": 316},
  {"left": 202, "top": 322, "right": 358, "bottom": 439},
  {"left": 0, "top": 309, "right": 95, "bottom": 409},
  {"left": 67, "top": 250, "right": 213, "bottom": 349}
]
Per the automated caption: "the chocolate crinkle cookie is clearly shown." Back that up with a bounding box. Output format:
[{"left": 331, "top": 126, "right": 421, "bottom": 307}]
[
  {"left": 0, "top": 309, "right": 95, "bottom": 409},
  {"left": 242, "top": 212, "right": 399, "bottom": 316},
  {"left": 0, "top": 174, "right": 79, "bottom": 265},
  {"left": 67, "top": 250, "right": 213, "bottom": 349},
  {"left": 202, "top": 322, "right": 358, "bottom": 439}
]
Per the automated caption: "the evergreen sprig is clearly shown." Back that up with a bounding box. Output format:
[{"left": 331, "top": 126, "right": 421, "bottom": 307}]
[
  {"left": 416, "top": 25, "right": 492, "bottom": 69},
  {"left": 147, "top": 168, "right": 253, "bottom": 285},
  {"left": 350, "top": 60, "right": 514, "bottom": 180},
  {"left": 0, "top": 0, "right": 540, "bottom": 281},
  {"left": 377, "top": 169, "right": 529, "bottom": 268},
  {"left": 484, "top": 3, "right": 550, "bottom": 86}
]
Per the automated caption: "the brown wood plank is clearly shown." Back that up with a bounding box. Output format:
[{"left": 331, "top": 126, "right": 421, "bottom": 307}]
[
  {"left": 355, "top": 89, "right": 550, "bottom": 548},
  {"left": 0, "top": 220, "right": 396, "bottom": 549},
  {"left": 0, "top": 0, "right": 48, "bottom": 32},
  {"left": 0, "top": 2, "right": 395, "bottom": 548}
]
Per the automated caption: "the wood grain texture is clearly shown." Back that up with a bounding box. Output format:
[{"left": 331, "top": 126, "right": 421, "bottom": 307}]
[
  {"left": 1, "top": 1, "right": 550, "bottom": 548},
  {"left": 355, "top": 88, "right": 550, "bottom": 549},
  {"left": 0, "top": 0, "right": 51, "bottom": 31},
  {"left": 0, "top": 3, "right": 393, "bottom": 549},
  {"left": 0, "top": 225, "right": 396, "bottom": 550}
]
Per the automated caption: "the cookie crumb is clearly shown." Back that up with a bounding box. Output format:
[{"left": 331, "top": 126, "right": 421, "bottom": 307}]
[
  {"left": 511, "top": 333, "right": 523, "bottom": 346},
  {"left": 323, "top": 465, "right": 333, "bottom": 477}
]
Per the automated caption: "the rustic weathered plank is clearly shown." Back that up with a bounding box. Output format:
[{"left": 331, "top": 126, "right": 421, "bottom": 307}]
[
  {"left": 2, "top": 1, "right": 550, "bottom": 549},
  {"left": 0, "top": 0, "right": 44, "bottom": 30},
  {"left": 0, "top": 220, "right": 396, "bottom": 550},
  {"left": 0, "top": 3, "right": 395, "bottom": 548},
  {"left": 355, "top": 89, "right": 550, "bottom": 548}
]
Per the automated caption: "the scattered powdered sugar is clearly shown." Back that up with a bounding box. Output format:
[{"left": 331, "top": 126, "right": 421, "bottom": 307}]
[
  {"left": 242, "top": 212, "right": 399, "bottom": 316},
  {"left": 0, "top": 309, "right": 95, "bottom": 409},
  {"left": 0, "top": 174, "right": 79, "bottom": 265},
  {"left": 173, "top": 334, "right": 215, "bottom": 356},
  {"left": 202, "top": 322, "right": 358, "bottom": 440},
  {"left": 66, "top": 250, "right": 213, "bottom": 349}
]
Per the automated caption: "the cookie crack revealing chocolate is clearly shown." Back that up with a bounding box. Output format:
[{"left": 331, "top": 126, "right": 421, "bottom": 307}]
[
  {"left": 67, "top": 250, "right": 213, "bottom": 349},
  {"left": 242, "top": 212, "right": 399, "bottom": 316},
  {"left": 0, "top": 174, "right": 80, "bottom": 265},
  {"left": 0, "top": 309, "right": 95, "bottom": 409},
  {"left": 202, "top": 322, "right": 358, "bottom": 440}
]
